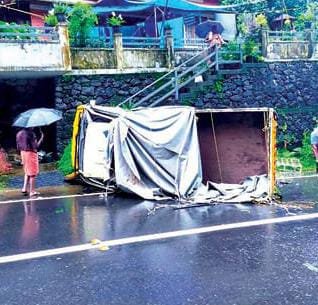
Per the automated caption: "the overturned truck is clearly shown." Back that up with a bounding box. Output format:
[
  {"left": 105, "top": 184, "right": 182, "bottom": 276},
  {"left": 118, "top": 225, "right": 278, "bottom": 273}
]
[{"left": 71, "top": 105, "right": 277, "bottom": 203}]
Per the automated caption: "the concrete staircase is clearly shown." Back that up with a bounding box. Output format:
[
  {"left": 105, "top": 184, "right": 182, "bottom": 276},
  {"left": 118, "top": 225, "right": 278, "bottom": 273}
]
[
  {"left": 118, "top": 46, "right": 244, "bottom": 108},
  {"left": 179, "top": 65, "right": 246, "bottom": 106}
]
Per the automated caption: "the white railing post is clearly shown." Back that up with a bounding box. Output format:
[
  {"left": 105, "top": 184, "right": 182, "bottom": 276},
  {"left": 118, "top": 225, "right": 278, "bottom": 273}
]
[
  {"left": 114, "top": 32, "right": 123, "bottom": 70},
  {"left": 216, "top": 48, "right": 219, "bottom": 71},
  {"left": 57, "top": 24, "right": 72, "bottom": 71},
  {"left": 165, "top": 30, "right": 175, "bottom": 69},
  {"left": 174, "top": 68, "right": 179, "bottom": 101}
]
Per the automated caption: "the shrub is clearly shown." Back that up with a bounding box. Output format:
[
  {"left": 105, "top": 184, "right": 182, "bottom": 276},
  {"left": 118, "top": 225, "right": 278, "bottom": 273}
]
[
  {"left": 0, "top": 175, "right": 8, "bottom": 191},
  {"left": 0, "top": 148, "right": 12, "bottom": 175},
  {"left": 255, "top": 14, "right": 268, "bottom": 28},
  {"left": 221, "top": 40, "right": 240, "bottom": 61},
  {"left": 68, "top": 3, "right": 98, "bottom": 47},
  {"left": 242, "top": 38, "right": 263, "bottom": 62},
  {"left": 57, "top": 142, "right": 73, "bottom": 175},
  {"left": 278, "top": 132, "right": 316, "bottom": 172},
  {"left": 53, "top": 3, "right": 69, "bottom": 14},
  {"left": 298, "top": 131, "right": 316, "bottom": 171},
  {"left": 107, "top": 12, "right": 125, "bottom": 27},
  {"left": 44, "top": 14, "right": 58, "bottom": 27}
]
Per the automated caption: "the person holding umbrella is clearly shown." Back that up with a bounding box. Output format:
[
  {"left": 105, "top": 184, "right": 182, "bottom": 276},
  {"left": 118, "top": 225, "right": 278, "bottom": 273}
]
[
  {"left": 16, "top": 127, "right": 44, "bottom": 197},
  {"left": 13, "top": 108, "right": 62, "bottom": 197},
  {"left": 205, "top": 25, "right": 225, "bottom": 49}
]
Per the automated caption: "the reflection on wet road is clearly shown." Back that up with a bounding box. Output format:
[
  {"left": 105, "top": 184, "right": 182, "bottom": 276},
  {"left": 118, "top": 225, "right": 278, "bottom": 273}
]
[
  {"left": 0, "top": 194, "right": 300, "bottom": 257},
  {"left": 0, "top": 179, "right": 317, "bottom": 305}
]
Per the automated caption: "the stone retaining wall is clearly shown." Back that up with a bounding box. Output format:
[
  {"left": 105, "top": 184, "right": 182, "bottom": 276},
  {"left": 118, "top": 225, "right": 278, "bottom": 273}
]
[
  {"left": 55, "top": 73, "right": 159, "bottom": 152},
  {"left": 192, "top": 62, "right": 318, "bottom": 147},
  {"left": 55, "top": 61, "right": 318, "bottom": 153}
]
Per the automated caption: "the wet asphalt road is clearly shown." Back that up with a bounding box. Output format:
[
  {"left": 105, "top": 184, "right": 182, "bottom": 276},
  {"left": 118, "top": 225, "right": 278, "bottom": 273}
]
[{"left": 0, "top": 178, "right": 318, "bottom": 305}]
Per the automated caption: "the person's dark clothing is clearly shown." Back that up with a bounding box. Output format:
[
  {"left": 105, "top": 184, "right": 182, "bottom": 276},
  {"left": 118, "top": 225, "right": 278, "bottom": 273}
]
[{"left": 16, "top": 129, "right": 38, "bottom": 152}]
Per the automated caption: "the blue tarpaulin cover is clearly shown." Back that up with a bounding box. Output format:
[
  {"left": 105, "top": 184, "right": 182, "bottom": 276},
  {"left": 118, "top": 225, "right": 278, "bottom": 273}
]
[{"left": 94, "top": 0, "right": 231, "bottom": 14}]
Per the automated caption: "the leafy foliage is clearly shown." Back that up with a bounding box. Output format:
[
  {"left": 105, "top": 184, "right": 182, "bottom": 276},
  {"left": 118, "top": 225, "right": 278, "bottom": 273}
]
[
  {"left": 255, "top": 14, "right": 268, "bottom": 28},
  {"left": 236, "top": 14, "right": 249, "bottom": 35},
  {"left": 277, "top": 148, "right": 296, "bottom": 159},
  {"left": 221, "top": 0, "right": 315, "bottom": 42},
  {"left": 277, "top": 131, "right": 316, "bottom": 172},
  {"left": 53, "top": 3, "right": 69, "bottom": 14},
  {"left": 212, "top": 77, "right": 224, "bottom": 99},
  {"left": 221, "top": 40, "right": 241, "bottom": 60},
  {"left": 295, "top": 3, "right": 318, "bottom": 30},
  {"left": 57, "top": 142, "right": 73, "bottom": 175},
  {"left": 44, "top": 14, "right": 58, "bottom": 27},
  {"left": 107, "top": 12, "right": 125, "bottom": 27},
  {"left": 120, "top": 101, "right": 134, "bottom": 110},
  {"left": 0, "top": 175, "right": 8, "bottom": 191},
  {"left": 220, "top": 0, "right": 266, "bottom": 13},
  {"left": 68, "top": 3, "right": 98, "bottom": 47},
  {"left": 242, "top": 39, "right": 263, "bottom": 62},
  {"left": 221, "top": 0, "right": 307, "bottom": 17},
  {"left": 297, "top": 131, "right": 316, "bottom": 171},
  {"left": 0, "top": 21, "right": 32, "bottom": 40}
]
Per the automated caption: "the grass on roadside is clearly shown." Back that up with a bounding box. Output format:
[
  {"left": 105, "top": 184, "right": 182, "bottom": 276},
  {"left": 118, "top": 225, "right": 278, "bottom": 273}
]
[{"left": 0, "top": 175, "right": 9, "bottom": 192}]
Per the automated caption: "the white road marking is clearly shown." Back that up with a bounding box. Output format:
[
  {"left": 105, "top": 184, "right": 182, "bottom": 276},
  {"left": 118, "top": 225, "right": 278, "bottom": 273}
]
[
  {"left": 303, "top": 262, "right": 318, "bottom": 273},
  {"left": 0, "top": 212, "right": 318, "bottom": 264},
  {"left": 0, "top": 192, "right": 107, "bottom": 204}
]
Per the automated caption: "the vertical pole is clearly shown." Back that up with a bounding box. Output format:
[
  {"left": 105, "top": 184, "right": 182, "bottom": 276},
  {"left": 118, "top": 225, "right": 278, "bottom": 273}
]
[
  {"left": 216, "top": 48, "right": 219, "bottom": 72},
  {"left": 154, "top": 7, "right": 158, "bottom": 37},
  {"left": 239, "top": 43, "right": 243, "bottom": 65},
  {"left": 174, "top": 69, "right": 179, "bottom": 101}
]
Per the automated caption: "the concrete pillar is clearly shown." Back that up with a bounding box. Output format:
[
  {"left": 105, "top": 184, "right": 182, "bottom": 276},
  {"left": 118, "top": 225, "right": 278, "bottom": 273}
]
[
  {"left": 114, "top": 32, "right": 123, "bottom": 70},
  {"left": 57, "top": 24, "right": 72, "bottom": 71},
  {"left": 165, "top": 30, "right": 175, "bottom": 69},
  {"left": 261, "top": 29, "right": 268, "bottom": 58},
  {"left": 306, "top": 30, "right": 314, "bottom": 59}
]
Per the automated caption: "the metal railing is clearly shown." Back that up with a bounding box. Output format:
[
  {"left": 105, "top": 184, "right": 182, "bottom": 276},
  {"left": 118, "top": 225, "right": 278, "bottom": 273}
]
[
  {"left": 174, "top": 37, "right": 206, "bottom": 49},
  {"left": 122, "top": 36, "right": 162, "bottom": 48},
  {"left": 266, "top": 30, "right": 307, "bottom": 42},
  {"left": 118, "top": 45, "right": 243, "bottom": 108},
  {"left": 0, "top": 25, "right": 59, "bottom": 42},
  {"left": 71, "top": 36, "right": 113, "bottom": 48}
]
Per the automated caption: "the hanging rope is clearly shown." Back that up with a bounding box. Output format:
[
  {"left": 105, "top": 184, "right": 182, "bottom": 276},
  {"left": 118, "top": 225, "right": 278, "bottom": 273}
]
[
  {"left": 210, "top": 112, "right": 223, "bottom": 183},
  {"left": 263, "top": 112, "right": 270, "bottom": 176}
]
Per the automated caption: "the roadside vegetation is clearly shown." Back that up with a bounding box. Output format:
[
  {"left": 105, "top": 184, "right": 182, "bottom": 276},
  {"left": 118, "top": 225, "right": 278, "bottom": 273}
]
[
  {"left": 0, "top": 149, "right": 12, "bottom": 191},
  {"left": 277, "top": 131, "right": 316, "bottom": 173},
  {"left": 57, "top": 142, "right": 74, "bottom": 175}
]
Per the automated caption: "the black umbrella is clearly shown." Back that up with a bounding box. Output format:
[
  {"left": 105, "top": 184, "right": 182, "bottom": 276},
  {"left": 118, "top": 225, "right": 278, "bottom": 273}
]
[
  {"left": 195, "top": 20, "right": 224, "bottom": 38},
  {"left": 273, "top": 13, "right": 295, "bottom": 23}
]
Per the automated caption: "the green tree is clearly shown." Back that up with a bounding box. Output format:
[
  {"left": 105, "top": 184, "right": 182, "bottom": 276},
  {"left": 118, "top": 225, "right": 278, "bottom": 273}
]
[
  {"left": 220, "top": 0, "right": 308, "bottom": 20},
  {"left": 68, "top": 2, "right": 98, "bottom": 47}
]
